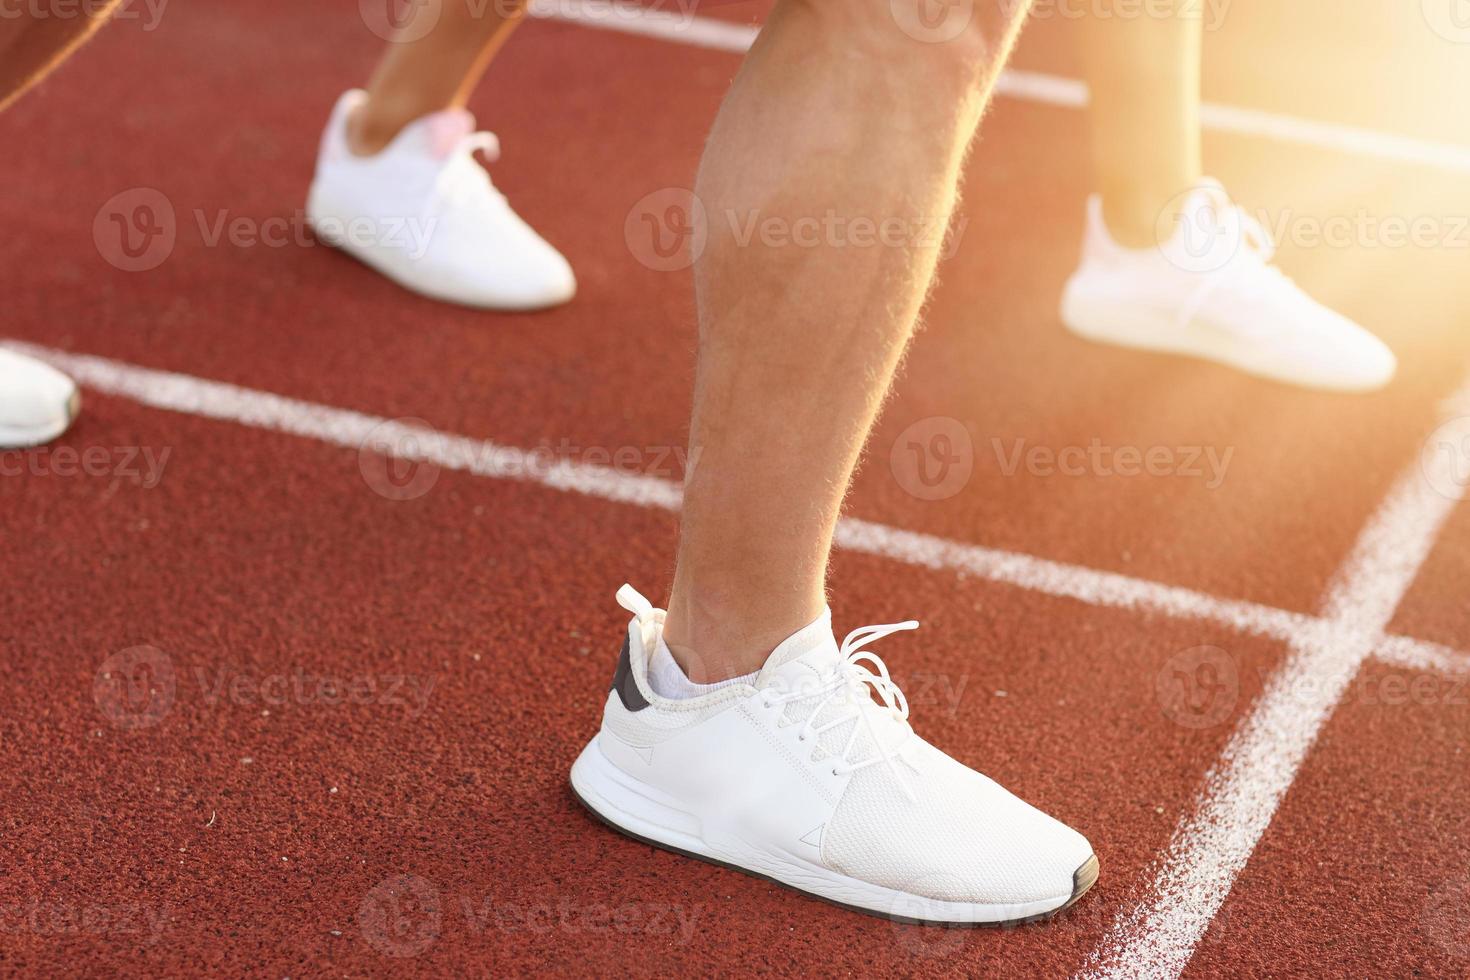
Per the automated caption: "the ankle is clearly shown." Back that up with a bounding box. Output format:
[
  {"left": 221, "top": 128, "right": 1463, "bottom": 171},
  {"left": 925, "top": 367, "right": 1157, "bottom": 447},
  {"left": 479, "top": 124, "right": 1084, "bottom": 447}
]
[
  {"left": 346, "top": 99, "right": 413, "bottom": 157},
  {"left": 1098, "top": 195, "right": 1161, "bottom": 250},
  {"left": 662, "top": 585, "right": 824, "bottom": 683}
]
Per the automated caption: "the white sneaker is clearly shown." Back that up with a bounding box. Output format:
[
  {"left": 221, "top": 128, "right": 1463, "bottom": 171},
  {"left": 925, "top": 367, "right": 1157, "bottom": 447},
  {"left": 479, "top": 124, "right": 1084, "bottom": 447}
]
[
  {"left": 306, "top": 90, "right": 576, "bottom": 311},
  {"left": 1060, "top": 180, "right": 1396, "bottom": 392},
  {"left": 0, "top": 348, "right": 80, "bottom": 448},
  {"left": 570, "top": 586, "right": 1098, "bottom": 925}
]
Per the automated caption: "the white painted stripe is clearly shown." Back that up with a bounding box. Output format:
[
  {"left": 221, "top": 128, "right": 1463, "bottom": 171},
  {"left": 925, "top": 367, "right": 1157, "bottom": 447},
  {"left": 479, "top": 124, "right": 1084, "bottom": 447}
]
[
  {"left": 1375, "top": 634, "right": 1470, "bottom": 677},
  {"left": 7, "top": 339, "right": 1462, "bottom": 686},
  {"left": 528, "top": 0, "right": 756, "bottom": 52},
  {"left": 532, "top": 0, "right": 1470, "bottom": 175},
  {"left": 1081, "top": 384, "right": 1470, "bottom": 980}
]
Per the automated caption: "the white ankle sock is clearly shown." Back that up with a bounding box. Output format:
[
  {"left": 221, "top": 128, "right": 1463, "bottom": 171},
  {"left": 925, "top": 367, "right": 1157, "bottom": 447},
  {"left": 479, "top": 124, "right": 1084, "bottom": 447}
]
[{"left": 646, "top": 637, "right": 757, "bottom": 700}]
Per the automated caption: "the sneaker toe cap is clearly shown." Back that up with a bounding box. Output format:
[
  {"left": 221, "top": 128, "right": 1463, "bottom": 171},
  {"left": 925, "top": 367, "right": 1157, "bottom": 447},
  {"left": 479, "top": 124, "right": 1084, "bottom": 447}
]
[
  {"left": 825, "top": 749, "right": 1096, "bottom": 909},
  {"left": 0, "top": 351, "right": 80, "bottom": 445}
]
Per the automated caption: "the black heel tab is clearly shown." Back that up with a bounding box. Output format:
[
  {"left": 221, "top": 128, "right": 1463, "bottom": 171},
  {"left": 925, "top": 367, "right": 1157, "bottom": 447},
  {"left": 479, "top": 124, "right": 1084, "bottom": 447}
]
[{"left": 610, "top": 633, "right": 650, "bottom": 712}]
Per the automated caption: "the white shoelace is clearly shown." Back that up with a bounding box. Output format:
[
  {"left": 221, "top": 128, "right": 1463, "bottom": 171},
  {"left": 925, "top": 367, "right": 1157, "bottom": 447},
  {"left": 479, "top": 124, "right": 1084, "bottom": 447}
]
[
  {"left": 435, "top": 131, "right": 505, "bottom": 210},
  {"left": 1176, "top": 184, "right": 1293, "bottom": 334},
  {"left": 765, "top": 620, "right": 921, "bottom": 802}
]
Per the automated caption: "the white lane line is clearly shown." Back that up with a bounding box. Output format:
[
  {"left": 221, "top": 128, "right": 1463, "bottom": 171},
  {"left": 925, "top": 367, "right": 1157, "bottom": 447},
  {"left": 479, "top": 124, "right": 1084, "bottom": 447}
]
[
  {"left": 529, "top": 0, "right": 757, "bottom": 51},
  {"left": 7, "top": 339, "right": 1464, "bottom": 684},
  {"left": 530, "top": 0, "right": 1470, "bottom": 176},
  {"left": 1375, "top": 634, "right": 1470, "bottom": 676},
  {"left": 1080, "top": 382, "right": 1470, "bottom": 980}
]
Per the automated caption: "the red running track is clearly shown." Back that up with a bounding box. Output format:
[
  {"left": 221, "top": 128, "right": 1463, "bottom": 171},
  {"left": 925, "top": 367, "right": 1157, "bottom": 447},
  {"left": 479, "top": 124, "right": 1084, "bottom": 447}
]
[{"left": 2, "top": 0, "right": 1469, "bottom": 975}]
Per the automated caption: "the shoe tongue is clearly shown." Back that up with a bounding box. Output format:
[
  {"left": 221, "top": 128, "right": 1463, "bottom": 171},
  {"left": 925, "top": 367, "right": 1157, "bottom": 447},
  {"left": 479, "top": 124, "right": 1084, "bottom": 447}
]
[
  {"left": 755, "top": 609, "right": 840, "bottom": 690},
  {"left": 1159, "top": 178, "right": 1249, "bottom": 270}
]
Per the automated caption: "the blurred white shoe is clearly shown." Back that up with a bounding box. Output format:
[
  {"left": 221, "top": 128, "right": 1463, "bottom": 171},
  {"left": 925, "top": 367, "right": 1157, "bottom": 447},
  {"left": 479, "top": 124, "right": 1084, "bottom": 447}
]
[
  {"left": 307, "top": 90, "right": 576, "bottom": 311},
  {"left": 0, "top": 349, "right": 80, "bottom": 448},
  {"left": 1061, "top": 180, "right": 1396, "bottom": 392}
]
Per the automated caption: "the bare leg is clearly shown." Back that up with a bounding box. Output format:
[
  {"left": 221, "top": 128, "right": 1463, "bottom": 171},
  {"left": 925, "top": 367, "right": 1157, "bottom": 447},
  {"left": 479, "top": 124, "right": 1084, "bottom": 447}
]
[
  {"left": 351, "top": 0, "right": 525, "bottom": 154},
  {"left": 1078, "top": 1, "right": 1202, "bottom": 247},
  {"left": 663, "top": 0, "right": 1031, "bottom": 681},
  {"left": 0, "top": 0, "right": 124, "bottom": 113}
]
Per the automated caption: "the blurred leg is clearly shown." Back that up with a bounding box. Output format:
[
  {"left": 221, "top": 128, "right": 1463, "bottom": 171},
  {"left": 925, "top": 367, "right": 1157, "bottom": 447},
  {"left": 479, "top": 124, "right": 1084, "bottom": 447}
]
[
  {"left": 0, "top": 0, "right": 124, "bottom": 112},
  {"left": 352, "top": 0, "right": 526, "bottom": 154},
  {"left": 1078, "top": 1, "right": 1202, "bottom": 246}
]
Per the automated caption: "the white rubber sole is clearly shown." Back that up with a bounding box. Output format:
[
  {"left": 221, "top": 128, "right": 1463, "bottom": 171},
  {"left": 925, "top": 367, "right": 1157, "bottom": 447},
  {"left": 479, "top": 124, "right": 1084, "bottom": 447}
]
[
  {"left": 570, "top": 735, "right": 1096, "bottom": 926},
  {"left": 304, "top": 190, "right": 575, "bottom": 313},
  {"left": 1060, "top": 282, "right": 1392, "bottom": 393},
  {"left": 0, "top": 387, "right": 80, "bottom": 449}
]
